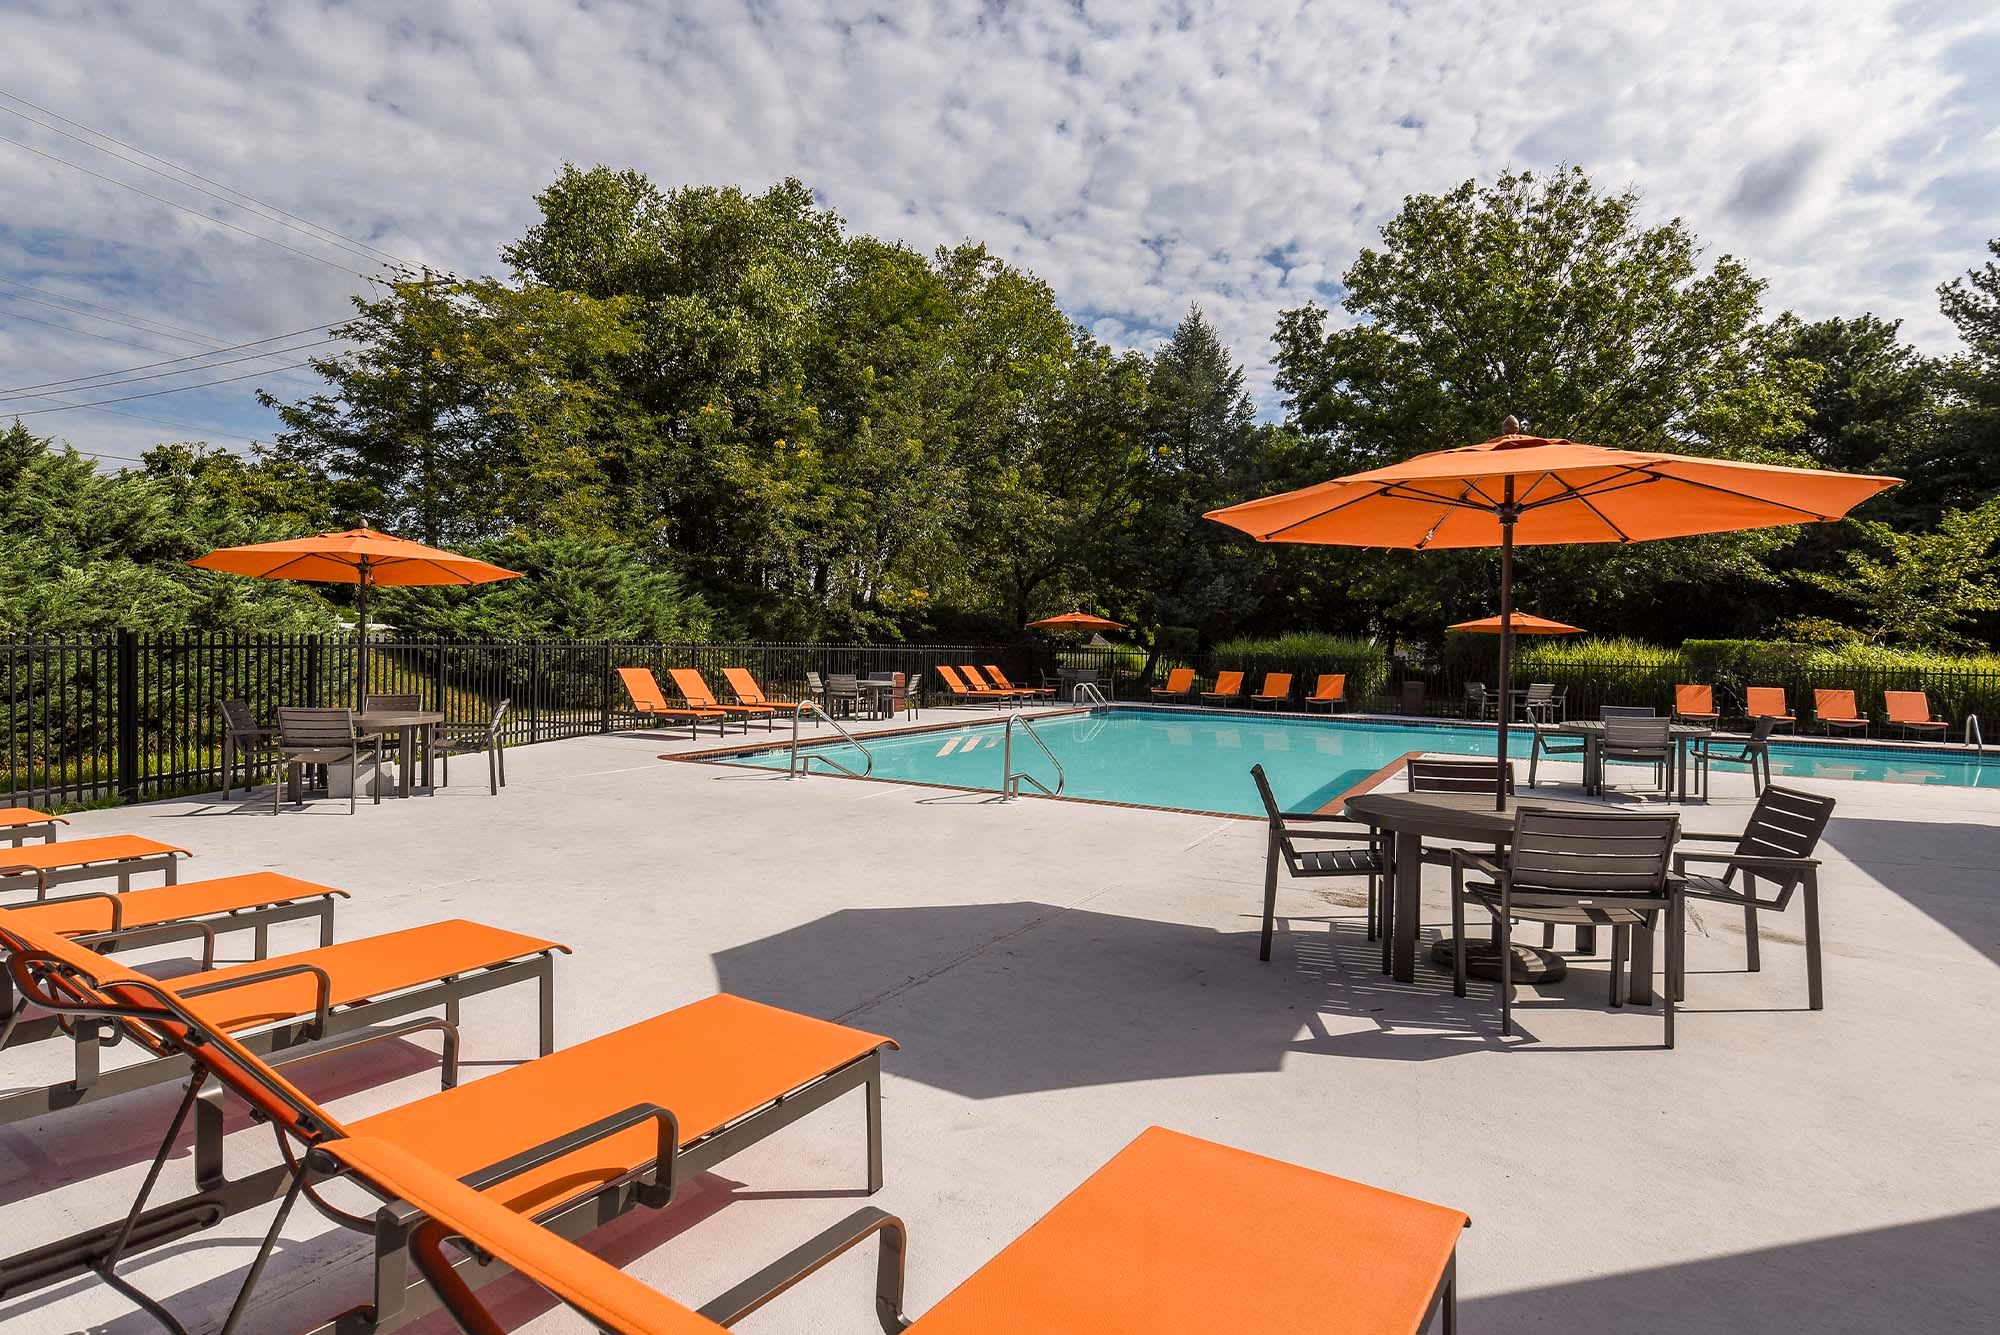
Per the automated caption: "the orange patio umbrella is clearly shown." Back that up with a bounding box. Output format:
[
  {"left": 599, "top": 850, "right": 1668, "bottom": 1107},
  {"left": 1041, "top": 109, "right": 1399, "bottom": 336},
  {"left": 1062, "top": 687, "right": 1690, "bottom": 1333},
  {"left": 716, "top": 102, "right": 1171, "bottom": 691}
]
[
  {"left": 190, "top": 527, "right": 521, "bottom": 703},
  {"left": 1027, "top": 612, "right": 1128, "bottom": 632},
  {"left": 1207, "top": 421, "right": 1899, "bottom": 807},
  {"left": 1448, "top": 613, "right": 1583, "bottom": 635}
]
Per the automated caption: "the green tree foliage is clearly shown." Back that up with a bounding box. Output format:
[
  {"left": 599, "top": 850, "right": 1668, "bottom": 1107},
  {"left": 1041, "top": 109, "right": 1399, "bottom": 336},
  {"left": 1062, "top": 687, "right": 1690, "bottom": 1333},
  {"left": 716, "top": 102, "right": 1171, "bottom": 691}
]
[{"left": 1793, "top": 500, "right": 2000, "bottom": 648}]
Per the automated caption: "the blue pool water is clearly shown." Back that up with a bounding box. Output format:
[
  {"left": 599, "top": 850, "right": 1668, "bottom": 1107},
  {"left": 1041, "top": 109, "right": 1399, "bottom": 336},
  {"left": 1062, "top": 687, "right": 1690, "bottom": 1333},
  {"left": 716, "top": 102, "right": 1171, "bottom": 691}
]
[{"left": 722, "top": 708, "right": 2000, "bottom": 815}]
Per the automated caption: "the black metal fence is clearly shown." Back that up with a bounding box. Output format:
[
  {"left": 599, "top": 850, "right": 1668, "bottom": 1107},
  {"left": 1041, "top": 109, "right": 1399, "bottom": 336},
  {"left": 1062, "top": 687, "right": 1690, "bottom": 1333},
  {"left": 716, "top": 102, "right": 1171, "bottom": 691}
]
[{"left": 1, "top": 635, "right": 1126, "bottom": 808}]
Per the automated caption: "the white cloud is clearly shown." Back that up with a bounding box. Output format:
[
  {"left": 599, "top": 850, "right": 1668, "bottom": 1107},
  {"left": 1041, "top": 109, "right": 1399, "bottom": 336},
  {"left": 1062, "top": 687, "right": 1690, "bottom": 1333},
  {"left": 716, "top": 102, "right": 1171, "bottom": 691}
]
[{"left": 1, "top": 0, "right": 1994, "bottom": 462}]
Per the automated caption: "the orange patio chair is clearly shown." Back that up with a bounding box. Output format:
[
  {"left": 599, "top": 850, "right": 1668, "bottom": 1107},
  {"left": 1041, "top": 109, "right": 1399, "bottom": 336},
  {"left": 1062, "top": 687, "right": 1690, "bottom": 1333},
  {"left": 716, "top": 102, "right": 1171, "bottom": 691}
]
[
  {"left": 0, "top": 833, "right": 189, "bottom": 899},
  {"left": 670, "top": 667, "right": 779, "bottom": 730},
  {"left": 1674, "top": 684, "right": 1719, "bottom": 725},
  {"left": 722, "top": 666, "right": 806, "bottom": 712},
  {"left": 1304, "top": 673, "right": 1348, "bottom": 711},
  {"left": 1251, "top": 672, "right": 1294, "bottom": 708},
  {"left": 937, "top": 663, "right": 1012, "bottom": 705},
  {"left": 1, "top": 807, "right": 65, "bottom": 847},
  {"left": 1883, "top": 689, "right": 1949, "bottom": 739},
  {"left": 325, "top": 1124, "right": 1467, "bottom": 1335},
  {"left": 1744, "top": 686, "right": 1795, "bottom": 730},
  {"left": 984, "top": 665, "right": 1054, "bottom": 699},
  {"left": 0, "top": 905, "right": 894, "bottom": 1329},
  {"left": 1150, "top": 667, "right": 1196, "bottom": 701},
  {"left": 1812, "top": 688, "right": 1868, "bottom": 736},
  {"left": 0, "top": 902, "right": 564, "bottom": 1130},
  {"left": 617, "top": 666, "right": 730, "bottom": 738},
  {"left": 1200, "top": 670, "right": 1246, "bottom": 705}
]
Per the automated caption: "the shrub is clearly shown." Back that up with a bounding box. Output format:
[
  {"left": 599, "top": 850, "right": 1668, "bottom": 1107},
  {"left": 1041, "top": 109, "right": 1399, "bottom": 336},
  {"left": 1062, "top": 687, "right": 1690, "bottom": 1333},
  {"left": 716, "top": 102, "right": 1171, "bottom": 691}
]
[{"left": 1197, "top": 633, "right": 1392, "bottom": 702}]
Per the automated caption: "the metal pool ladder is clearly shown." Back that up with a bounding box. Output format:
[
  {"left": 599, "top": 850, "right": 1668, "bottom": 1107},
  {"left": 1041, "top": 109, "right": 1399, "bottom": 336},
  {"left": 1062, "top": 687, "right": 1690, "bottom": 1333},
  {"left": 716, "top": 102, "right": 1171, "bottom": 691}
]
[
  {"left": 1967, "top": 714, "right": 1984, "bottom": 757},
  {"left": 1001, "top": 714, "right": 1065, "bottom": 799},
  {"left": 1072, "top": 680, "right": 1108, "bottom": 706},
  {"left": 786, "top": 703, "right": 875, "bottom": 779}
]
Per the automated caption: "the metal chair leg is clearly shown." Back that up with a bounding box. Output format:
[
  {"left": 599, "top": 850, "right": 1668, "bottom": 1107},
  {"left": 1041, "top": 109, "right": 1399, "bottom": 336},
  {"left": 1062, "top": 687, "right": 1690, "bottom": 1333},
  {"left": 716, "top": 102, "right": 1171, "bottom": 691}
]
[{"left": 1258, "top": 833, "right": 1281, "bottom": 962}]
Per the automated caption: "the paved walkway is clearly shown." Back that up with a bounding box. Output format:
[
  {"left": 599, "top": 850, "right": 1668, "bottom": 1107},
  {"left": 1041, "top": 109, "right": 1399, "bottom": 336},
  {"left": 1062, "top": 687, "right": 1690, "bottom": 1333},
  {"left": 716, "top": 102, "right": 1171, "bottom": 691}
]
[{"left": 3, "top": 714, "right": 1996, "bottom": 1332}]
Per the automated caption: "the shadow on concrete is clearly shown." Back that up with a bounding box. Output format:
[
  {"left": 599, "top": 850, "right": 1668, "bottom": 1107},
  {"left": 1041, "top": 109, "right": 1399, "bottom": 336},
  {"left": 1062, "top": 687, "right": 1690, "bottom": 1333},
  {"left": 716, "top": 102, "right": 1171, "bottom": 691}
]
[
  {"left": 1463, "top": 1206, "right": 1999, "bottom": 1334},
  {"left": 712, "top": 901, "right": 1674, "bottom": 1093},
  {"left": 1822, "top": 815, "right": 2000, "bottom": 968}
]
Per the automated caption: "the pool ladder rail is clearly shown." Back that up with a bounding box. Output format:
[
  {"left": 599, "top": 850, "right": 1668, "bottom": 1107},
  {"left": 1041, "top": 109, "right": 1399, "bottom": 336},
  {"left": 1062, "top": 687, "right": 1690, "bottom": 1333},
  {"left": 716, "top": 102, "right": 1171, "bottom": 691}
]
[
  {"left": 1967, "top": 714, "right": 1984, "bottom": 757},
  {"left": 785, "top": 702, "right": 875, "bottom": 780},
  {"left": 1072, "top": 681, "right": 1108, "bottom": 706},
  {"left": 1002, "top": 713, "right": 1066, "bottom": 800}
]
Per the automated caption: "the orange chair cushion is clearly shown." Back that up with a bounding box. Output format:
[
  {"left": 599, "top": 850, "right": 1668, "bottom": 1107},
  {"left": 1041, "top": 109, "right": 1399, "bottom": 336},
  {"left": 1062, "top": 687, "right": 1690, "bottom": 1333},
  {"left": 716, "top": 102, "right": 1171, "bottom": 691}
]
[
  {"left": 911, "top": 1127, "right": 1466, "bottom": 1335},
  {"left": 0, "top": 834, "right": 188, "bottom": 873},
  {"left": 351, "top": 994, "right": 896, "bottom": 1216},
  {"left": 163, "top": 920, "right": 561, "bottom": 1031},
  {"left": 12, "top": 872, "right": 345, "bottom": 936}
]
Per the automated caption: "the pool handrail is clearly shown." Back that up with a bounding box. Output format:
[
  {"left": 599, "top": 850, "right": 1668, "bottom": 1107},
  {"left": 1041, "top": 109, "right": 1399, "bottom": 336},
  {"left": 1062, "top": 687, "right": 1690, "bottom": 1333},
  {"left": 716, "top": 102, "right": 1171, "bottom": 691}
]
[
  {"left": 1002, "top": 714, "right": 1066, "bottom": 799},
  {"left": 786, "top": 702, "right": 875, "bottom": 780}
]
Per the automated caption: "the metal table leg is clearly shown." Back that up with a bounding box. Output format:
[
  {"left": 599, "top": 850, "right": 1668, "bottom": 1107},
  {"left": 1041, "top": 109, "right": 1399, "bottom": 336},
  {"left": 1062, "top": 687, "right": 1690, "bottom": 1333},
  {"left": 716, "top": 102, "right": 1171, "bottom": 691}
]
[{"left": 1392, "top": 829, "right": 1424, "bottom": 983}]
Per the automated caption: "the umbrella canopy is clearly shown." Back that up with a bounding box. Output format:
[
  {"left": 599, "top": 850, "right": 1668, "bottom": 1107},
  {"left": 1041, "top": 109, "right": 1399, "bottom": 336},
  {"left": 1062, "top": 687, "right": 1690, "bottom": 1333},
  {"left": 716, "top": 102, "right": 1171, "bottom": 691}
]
[
  {"left": 190, "top": 528, "right": 521, "bottom": 704},
  {"left": 1208, "top": 425, "right": 1899, "bottom": 808},
  {"left": 1027, "top": 612, "right": 1128, "bottom": 632},
  {"left": 1448, "top": 613, "right": 1583, "bottom": 635}
]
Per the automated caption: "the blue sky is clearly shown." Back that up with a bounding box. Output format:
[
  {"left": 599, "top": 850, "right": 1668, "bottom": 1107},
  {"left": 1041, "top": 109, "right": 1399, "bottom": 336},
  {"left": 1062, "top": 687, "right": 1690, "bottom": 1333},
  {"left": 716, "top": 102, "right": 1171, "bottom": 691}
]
[{"left": 2, "top": 0, "right": 1996, "bottom": 465}]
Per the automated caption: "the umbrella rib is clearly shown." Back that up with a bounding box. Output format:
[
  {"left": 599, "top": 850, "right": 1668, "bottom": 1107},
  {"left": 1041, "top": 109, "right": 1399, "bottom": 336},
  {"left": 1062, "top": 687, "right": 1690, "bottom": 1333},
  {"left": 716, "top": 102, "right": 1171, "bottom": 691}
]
[
  {"left": 258, "top": 552, "right": 362, "bottom": 580},
  {"left": 1641, "top": 468, "right": 1850, "bottom": 521},
  {"left": 1259, "top": 483, "right": 1395, "bottom": 540}
]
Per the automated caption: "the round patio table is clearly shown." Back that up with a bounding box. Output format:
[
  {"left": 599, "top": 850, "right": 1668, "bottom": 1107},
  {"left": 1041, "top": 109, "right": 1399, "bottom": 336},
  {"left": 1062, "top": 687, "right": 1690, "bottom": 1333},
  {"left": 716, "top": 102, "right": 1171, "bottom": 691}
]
[
  {"left": 357, "top": 709, "right": 444, "bottom": 798},
  {"left": 1342, "top": 789, "right": 1608, "bottom": 984}
]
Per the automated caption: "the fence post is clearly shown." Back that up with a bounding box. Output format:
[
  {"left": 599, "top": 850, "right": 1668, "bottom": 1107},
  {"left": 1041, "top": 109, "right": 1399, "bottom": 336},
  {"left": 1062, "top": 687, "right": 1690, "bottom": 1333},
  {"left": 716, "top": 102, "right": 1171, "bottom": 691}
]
[
  {"left": 529, "top": 643, "right": 543, "bottom": 744},
  {"left": 600, "top": 642, "right": 613, "bottom": 733},
  {"left": 115, "top": 630, "right": 139, "bottom": 804},
  {"left": 306, "top": 637, "right": 324, "bottom": 708}
]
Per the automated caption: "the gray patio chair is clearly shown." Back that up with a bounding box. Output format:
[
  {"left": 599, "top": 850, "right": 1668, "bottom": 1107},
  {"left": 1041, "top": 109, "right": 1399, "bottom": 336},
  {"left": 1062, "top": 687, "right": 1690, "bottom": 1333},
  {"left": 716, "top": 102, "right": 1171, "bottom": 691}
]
[
  {"left": 1519, "top": 682, "right": 1559, "bottom": 722},
  {"left": 219, "top": 699, "right": 277, "bottom": 799},
  {"left": 1463, "top": 683, "right": 1498, "bottom": 719},
  {"left": 274, "top": 707, "right": 384, "bottom": 814},
  {"left": 824, "top": 672, "right": 863, "bottom": 718},
  {"left": 434, "top": 698, "right": 511, "bottom": 794},
  {"left": 360, "top": 692, "right": 422, "bottom": 713},
  {"left": 1451, "top": 807, "right": 1682, "bottom": 1046},
  {"left": 1407, "top": 756, "right": 1514, "bottom": 795},
  {"left": 1599, "top": 704, "right": 1656, "bottom": 719},
  {"left": 1526, "top": 712, "right": 1587, "bottom": 789},
  {"left": 1601, "top": 716, "right": 1672, "bottom": 795},
  {"left": 1251, "top": 764, "right": 1388, "bottom": 961},
  {"left": 1692, "top": 715, "right": 1776, "bottom": 797},
  {"left": 1671, "top": 785, "right": 1835, "bottom": 1009}
]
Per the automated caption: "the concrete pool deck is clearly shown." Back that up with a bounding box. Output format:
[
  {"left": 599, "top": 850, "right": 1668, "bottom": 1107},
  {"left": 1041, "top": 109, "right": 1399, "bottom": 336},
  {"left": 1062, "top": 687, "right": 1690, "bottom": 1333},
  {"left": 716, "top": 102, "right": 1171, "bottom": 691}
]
[{"left": 2, "top": 708, "right": 1996, "bottom": 1332}]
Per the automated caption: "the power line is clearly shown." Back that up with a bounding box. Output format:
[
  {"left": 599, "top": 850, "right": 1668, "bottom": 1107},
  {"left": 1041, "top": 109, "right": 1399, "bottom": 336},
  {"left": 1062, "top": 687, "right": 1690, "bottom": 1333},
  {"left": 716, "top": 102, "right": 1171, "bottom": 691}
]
[
  {"left": 0, "top": 276, "right": 228, "bottom": 345},
  {"left": 0, "top": 100, "right": 414, "bottom": 272},
  {"left": 0, "top": 133, "right": 382, "bottom": 281},
  {"left": 0, "top": 335, "right": 342, "bottom": 402},
  {"left": 0, "top": 87, "right": 422, "bottom": 272},
  {"left": 0, "top": 304, "right": 183, "bottom": 354},
  {"left": 0, "top": 320, "right": 344, "bottom": 394},
  {"left": 4, "top": 361, "right": 317, "bottom": 416}
]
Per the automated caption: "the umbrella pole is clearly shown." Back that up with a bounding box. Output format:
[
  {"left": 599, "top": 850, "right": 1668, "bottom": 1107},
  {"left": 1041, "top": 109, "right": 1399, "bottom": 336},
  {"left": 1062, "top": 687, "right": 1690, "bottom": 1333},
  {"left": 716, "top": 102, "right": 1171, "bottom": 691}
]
[
  {"left": 355, "top": 563, "right": 370, "bottom": 709},
  {"left": 1496, "top": 482, "right": 1516, "bottom": 811}
]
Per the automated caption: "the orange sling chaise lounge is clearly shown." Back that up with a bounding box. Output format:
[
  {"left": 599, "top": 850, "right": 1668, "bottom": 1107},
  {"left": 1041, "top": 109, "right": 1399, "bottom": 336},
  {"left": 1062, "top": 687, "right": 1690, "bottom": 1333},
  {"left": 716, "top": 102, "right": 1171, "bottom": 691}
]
[
  {"left": 0, "top": 902, "right": 564, "bottom": 1129},
  {"left": 983, "top": 665, "right": 1053, "bottom": 699},
  {"left": 960, "top": 665, "right": 1026, "bottom": 701},
  {"left": 1251, "top": 672, "right": 1294, "bottom": 707},
  {"left": 1200, "top": 670, "right": 1245, "bottom": 705},
  {"left": 324, "top": 1124, "right": 1468, "bottom": 1335},
  {"left": 721, "top": 666, "right": 807, "bottom": 712},
  {"left": 1151, "top": 667, "right": 1197, "bottom": 701},
  {"left": 1, "top": 807, "right": 66, "bottom": 846},
  {"left": 1812, "top": 688, "right": 1868, "bottom": 736},
  {"left": 617, "top": 667, "right": 731, "bottom": 738},
  {"left": 1883, "top": 689, "right": 1949, "bottom": 739},
  {"left": 4, "top": 870, "right": 349, "bottom": 974},
  {"left": 669, "top": 667, "right": 779, "bottom": 730},
  {"left": 0, "top": 832, "right": 190, "bottom": 897},
  {"left": 936, "top": 664, "right": 1011, "bottom": 704},
  {"left": 0, "top": 909, "right": 896, "bottom": 1333},
  {"left": 1673, "top": 684, "right": 1719, "bottom": 726},
  {"left": 1744, "top": 686, "right": 1795, "bottom": 730},
  {"left": 1305, "top": 673, "right": 1348, "bottom": 711}
]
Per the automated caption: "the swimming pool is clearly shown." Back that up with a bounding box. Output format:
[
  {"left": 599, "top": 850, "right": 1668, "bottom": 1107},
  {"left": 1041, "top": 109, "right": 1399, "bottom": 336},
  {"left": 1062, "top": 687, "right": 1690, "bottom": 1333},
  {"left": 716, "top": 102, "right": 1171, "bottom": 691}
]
[{"left": 719, "top": 707, "right": 2000, "bottom": 815}]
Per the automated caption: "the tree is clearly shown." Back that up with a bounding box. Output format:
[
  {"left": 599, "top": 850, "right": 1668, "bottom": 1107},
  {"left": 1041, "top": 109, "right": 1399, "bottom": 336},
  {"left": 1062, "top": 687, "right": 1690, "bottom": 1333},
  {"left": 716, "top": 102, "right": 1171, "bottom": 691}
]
[
  {"left": 379, "top": 533, "right": 720, "bottom": 641},
  {"left": 1769, "top": 314, "right": 1941, "bottom": 477},
  {"left": 1794, "top": 499, "right": 2000, "bottom": 648}
]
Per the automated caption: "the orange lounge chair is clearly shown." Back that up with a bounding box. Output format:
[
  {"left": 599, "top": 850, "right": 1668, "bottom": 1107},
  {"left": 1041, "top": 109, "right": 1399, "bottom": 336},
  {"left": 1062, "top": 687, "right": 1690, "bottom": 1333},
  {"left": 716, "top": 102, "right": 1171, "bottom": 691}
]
[
  {"left": 1200, "top": 670, "right": 1245, "bottom": 705},
  {"left": 961, "top": 665, "right": 1027, "bottom": 703},
  {"left": 721, "top": 666, "right": 806, "bottom": 712},
  {"left": 1884, "top": 689, "right": 1949, "bottom": 739},
  {"left": 0, "top": 903, "right": 563, "bottom": 1129},
  {"left": 1674, "top": 684, "right": 1719, "bottom": 725},
  {"left": 1151, "top": 667, "right": 1196, "bottom": 701},
  {"left": 1744, "top": 686, "right": 1795, "bottom": 730},
  {"left": 1, "top": 807, "right": 65, "bottom": 847},
  {"left": 329, "top": 1124, "right": 1467, "bottom": 1335},
  {"left": 1304, "top": 673, "right": 1347, "bottom": 711},
  {"left": 935, "top": 664, "right": 1005, "bottom": 705},
  {"left": 984, "top": 665, "right": 1054, "bottom": 699},
  {"left": 617, "top": 667, "right": 731, "bottom": 737},
  {"left": 1812, "top": 688, "right": 1868, "bottom": 736},
  {"left": 0, "top": 833, "right": 189, "bottom": 898},
  {"left": 670, "top": 667, "right": 779, "bottom": 731},
  {"left": 1251, "top": 672, "right": 1294, "bottom": 708},
  {"left": 0, "top": 907, "right": 894, "bottom": 1329},
  {"left": 7, "top": 870, "right": 348, "bottom": 966}
]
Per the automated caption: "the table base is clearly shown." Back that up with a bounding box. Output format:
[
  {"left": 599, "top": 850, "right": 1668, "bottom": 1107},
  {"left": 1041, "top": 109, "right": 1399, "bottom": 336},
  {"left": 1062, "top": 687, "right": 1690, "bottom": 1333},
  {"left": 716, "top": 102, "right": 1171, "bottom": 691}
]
[{"left": 1428, "top": 937, "right": 1568, "bottom": 983}]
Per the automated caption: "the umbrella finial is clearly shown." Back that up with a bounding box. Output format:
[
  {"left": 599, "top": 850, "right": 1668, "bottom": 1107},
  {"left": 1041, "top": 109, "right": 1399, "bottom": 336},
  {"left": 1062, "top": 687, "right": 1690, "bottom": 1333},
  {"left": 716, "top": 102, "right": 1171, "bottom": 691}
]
[{"left": 1500, "top": 414, "right": 1522, "bottom": 435}]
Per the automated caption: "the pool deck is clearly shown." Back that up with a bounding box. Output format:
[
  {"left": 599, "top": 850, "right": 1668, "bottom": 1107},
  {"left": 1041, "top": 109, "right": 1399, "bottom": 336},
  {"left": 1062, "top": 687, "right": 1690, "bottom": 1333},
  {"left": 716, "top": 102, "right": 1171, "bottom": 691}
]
[{"left": 4, "top": 704, "right": 1997, "bottom": 1332}]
